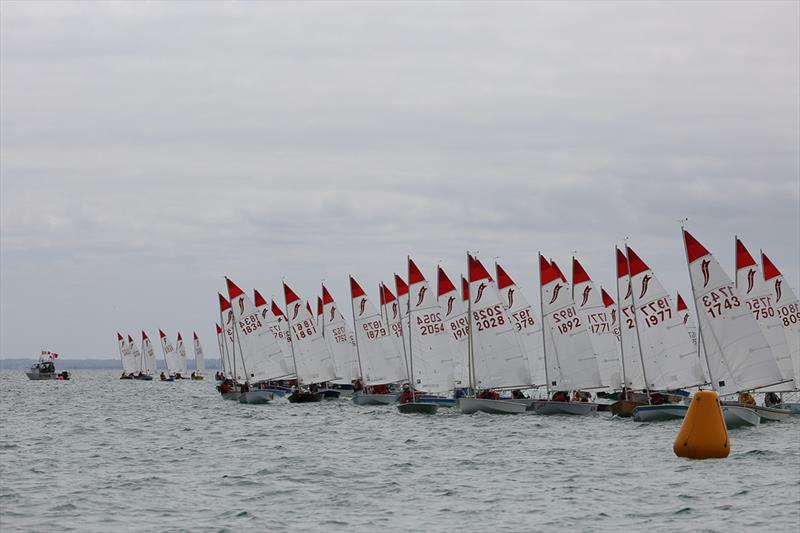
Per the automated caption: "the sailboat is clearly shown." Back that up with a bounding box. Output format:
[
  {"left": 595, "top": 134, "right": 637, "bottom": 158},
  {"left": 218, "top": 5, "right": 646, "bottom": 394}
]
[
  {"left": 397, "top": 258, "right": 455, "bottom": 414},
  {"left": 458, "top": 254, "right": 529, "bottom": 414},
  {"left": 349, "top": 275, "right": 406, "bottom": 405},
  {"left": 619, "top": 245, "right": 708, "bottom": 421},
  {"left": 140, "top": 331, "right": 157, "bottom": 379},
  {"left": 534, "top": 255, "right": 602, "bottom": 415},
  {"left": 761, "top": 252, "right": 800, "bottom": 414},
  {"left": 158, "top": 330, "right": 180, "bottom": 380},
  {"left": 436, "top": 267, "right": 470, "bottom": 393},
  {"left": 380, "top": 282, "right": 410, "bottom": 381},
  {"left": 127, "top": 334, "right": 152, "bottom": 380},
  {"left": 610, "top": 247, "right": 649, "bottom": 416},
  {"left": 495, "top": 262, "right": 546, "bottom": 390},
  {"left": 216, "top": 294, "right": 244, "bottom": 398},
  {"left": 174, "top": 333, "right": 189, "bottom": 379},
  {"left": 682, "top": 229, "right": 786, "bottom": 427},
  {"left": 283, "top": 282, "right": 338, "bottom": 402},
  {"left": 251, "top": 290, "right": 295, "bottom": 393},
  {"left": 191, "top": 332, "right": 205, "bottom": 380},
  {"left": 321, "top": 284, "right": 360, "bottom": 396},
  {"left": 225, "top": 278, "right": 286, "bottom": 404},
  {"left": 571, "top": 258, "right": 622, "bottom": 391},
  {"left": 117, "top": 333, "right": 136, "bottom": 379}
]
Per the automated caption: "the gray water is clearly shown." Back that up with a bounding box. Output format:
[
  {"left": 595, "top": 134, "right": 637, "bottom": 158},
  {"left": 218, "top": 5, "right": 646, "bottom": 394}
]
[{"left": 1, "top": 371, "right": 798, "bottom": 532}]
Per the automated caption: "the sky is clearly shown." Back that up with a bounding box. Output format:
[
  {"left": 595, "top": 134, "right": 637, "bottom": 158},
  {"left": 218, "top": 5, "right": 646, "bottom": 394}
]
[{"left": 1, "top": 1, "right": 798, "bottom": 360}]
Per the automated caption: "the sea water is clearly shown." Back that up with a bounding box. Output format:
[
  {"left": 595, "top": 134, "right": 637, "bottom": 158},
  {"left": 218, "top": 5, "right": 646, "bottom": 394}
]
[{"left": 1, "top": 370, "right": 798, "bottom": 532}]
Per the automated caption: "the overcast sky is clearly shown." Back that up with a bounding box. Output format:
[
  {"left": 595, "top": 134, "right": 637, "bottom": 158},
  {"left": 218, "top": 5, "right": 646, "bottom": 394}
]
[{"left": 1, "top": 1, "right": 798, "bottom": 360}]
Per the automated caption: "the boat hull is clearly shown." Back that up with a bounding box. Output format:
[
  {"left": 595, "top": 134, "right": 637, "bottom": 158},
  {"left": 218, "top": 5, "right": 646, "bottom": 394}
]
[
  {"left": 633, "top": 404, "right": 688, "bottom": 422},
  {"left": 722, "top": 405, "right": 760, "bottom": 428},
  {"left": 458, "top": 398, "right": 527, "bottom": 414},
  {"left": 238, "top": 390, "right": 274, "bottom": 404},
  {"left": 722, "top": 401, "right": 791, "bottom": 422},
  {"left": 776, "top": 402, "right": 800, "bottom": 414},
  {"left": 530, "top": 400, "right": 597, "bottom": 416},
  {"left": 221, "top": 391, "right": 241, "bottom": 401},
  {"left": 609, "top": 400, "right": 647, "bottom": 417},
  {"left": 25, "top": 372, "right": 65, "bottom": 381},
  {"left": 318, "top": 389, "right": 341, "bottom": 400},
  {"left": 398, "top": 402, "right": 439, "bottom": 414},
  {"left": 417, "top": 395, "right": 456, "bottom": 407},
  {"left": 287, "top": 391, "right": 323, "bottom": 403},
  {"left": 352, "top": 391, "right": 399, "bottom": 405}
]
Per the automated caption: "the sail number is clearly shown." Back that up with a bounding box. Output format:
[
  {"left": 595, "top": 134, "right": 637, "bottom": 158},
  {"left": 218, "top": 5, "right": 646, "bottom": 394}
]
[
  {"left": 362, "top": 319, "right": 388, "bottom": 339},
  {"left": 778, "top": 303, "right": 800, "bottom": 326},
  {"left": 638, "top": 297, "right": 672, "bottom": 328},
  {"left": 291, "top": 319, "right": 317, "bottom": 339},
  {"left": 746, "top": 296, "right": 775, "bottom": 320},
  {"left": 331, "top": 325, "right": 349, "bottom": 344},
  {"left": 416, "top": 313, "right": 444, "bottom": 335},
  {"left": 473, "top": 305, "right": 507, "bottom": 331},
  {"left": 510, "top": 309, "right": 536, "bottom": 332},
  {"left": 239, "top": 313, "right": 264, "bottom": 335},
  {"left": 553, "top": 306, "right": 580, "bottom": 334},
  {"left": 448, "top": 316, "right": 469, "bottom": 340},
  {"left": 702, "top": 285, "right": 741, "bottom": 318},
  {"left": 586, "top": 312, "right": 611, "bottom": 334}
]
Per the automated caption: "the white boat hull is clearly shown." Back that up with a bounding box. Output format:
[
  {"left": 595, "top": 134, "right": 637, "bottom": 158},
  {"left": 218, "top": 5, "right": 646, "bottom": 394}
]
[
  {"left": 458, "top": 398, "right": 527, "bottom": 414},
  {"left": 633, "top": 404, "right": 688, "bottom": 422},
  {"left": 722, "top": 405, "right": 760, "bottom": 428},
  {"left": 221, "top": 391, "right": 241, "bottom": 401},
  {"left": 25, "top": 372, "right": 61, "bottom": 381},
  {"left": 352, "top": 391, "right": 399, "bottom": 405},
  {"left": 238, "top": 390, "right": 274, "bottom": 404},
  {"left": 722, "top": 402, "right": 791, "bottom": 422},
  {"left": 529, "top": 400, "right": 598, "bottom": 416}
]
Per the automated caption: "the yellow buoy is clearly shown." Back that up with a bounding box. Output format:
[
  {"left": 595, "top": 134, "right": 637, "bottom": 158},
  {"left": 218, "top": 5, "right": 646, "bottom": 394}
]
[{"left": 673, "top": 390, "right": 729, "bottom": 459}]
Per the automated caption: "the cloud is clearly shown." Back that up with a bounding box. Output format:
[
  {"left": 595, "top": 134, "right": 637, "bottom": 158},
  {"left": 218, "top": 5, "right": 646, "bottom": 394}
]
[{"left": 1, "top": 1, "right": 797, "bottom": 359}]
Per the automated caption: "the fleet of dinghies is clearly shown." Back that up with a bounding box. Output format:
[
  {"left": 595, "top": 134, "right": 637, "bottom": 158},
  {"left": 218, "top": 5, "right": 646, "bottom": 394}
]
[
  {"left": 115, "top": 330, "right": 204, "bottom": 381},
  {"left": 128, "top": 228, "right": 796, "bottom": 427}
]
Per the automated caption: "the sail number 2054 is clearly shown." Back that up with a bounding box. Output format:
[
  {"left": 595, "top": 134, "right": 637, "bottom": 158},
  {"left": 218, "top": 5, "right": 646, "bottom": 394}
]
[{"left": 702, "top": 285, "right": 741, "bottom": 318}]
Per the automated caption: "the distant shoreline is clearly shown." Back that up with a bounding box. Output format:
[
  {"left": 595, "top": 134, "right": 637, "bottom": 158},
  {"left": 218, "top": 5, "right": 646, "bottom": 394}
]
[{"left": 0, "top": 358, "right": 221, "bottom": 370}]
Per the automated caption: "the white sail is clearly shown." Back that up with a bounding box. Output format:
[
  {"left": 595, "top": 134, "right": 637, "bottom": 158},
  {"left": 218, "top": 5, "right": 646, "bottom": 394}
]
[
  {"left": 253, "top": 291, "right": 296, "bottom": 379},
  {"left": 350, "top": 276, "right": 407, "bottom": 385},
  {"left": 735, "top": 239, "right": 794, "bottom": 388},
  {"left": 626, "top": 246, "right": 706, "bottom": 390},
  {"left": 117, "top": 333, "right": 137, "bottom": 374},
  {"left": 437, "top": 268, "right": 470, "bottom": 388},
  {"left": 675, "top": 293, "right": 708, "bottom": 383},
  {"left": 572, "top": 258, "right": 622, "bottom": 389},
  {"left": 762, "top": 252, "right": 800, "bottom": 389},
  {"left": 468, "top": 255, "right": 530, "bottom": 389},
  {"left": 616, "top": 248, "right": 647, "bottom": 390},
  {"left": 175, "top": 333, "right": 189, "bottom": 376},
  {"left": 496, "top": 262, "right": 546, "bottom": 386},
  {"left": 283, "top": 283, "right": 337, "bottom": 385},
  {"left": 380, "top": 283, "right": 409, "bottom": 376},
  {"left": 193, "top": 332, "right": 205, "bottom": 374},
  {"left": 322, "top": 285, "right": 360, "bottom": 382},
  {"left": 406, "top": 258, "right": 455, "bottom": 393},
  {"left": 682, "top": 230, "right": 784, "bottom": 395},
  {"left": 539, "top": 256, "right": 603, "bottom": 391},
  {"left": 225, "top": 279, "right": 288, "bottom": 383},
  {"left": 159, "top": 330, "right": 182, "bottom": 376},
  {"left": 141, "top": 331, "right": 157, "bottom": 375},
  {"left": 127, "top": 335, "right": 143, "bottom": 374}
]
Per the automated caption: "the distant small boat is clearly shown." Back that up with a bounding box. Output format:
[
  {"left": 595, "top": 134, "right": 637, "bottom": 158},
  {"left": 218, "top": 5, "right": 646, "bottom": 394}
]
[
  {"left": 191, "top": 332, "right": 205, "bottom": 380},
  {"left": 26, "top": 351, "right": 69, "bottom": 381}
]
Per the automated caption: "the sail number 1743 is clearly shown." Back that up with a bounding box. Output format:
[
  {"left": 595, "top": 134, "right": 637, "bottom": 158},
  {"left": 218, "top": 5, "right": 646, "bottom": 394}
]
[{"left": 702, "top": 285, "right": 740, "bottom": 319}]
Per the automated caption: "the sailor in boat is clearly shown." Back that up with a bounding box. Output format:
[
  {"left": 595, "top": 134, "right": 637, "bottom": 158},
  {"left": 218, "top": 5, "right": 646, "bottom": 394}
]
[
  {"left": 352, "top": 378, "right": 364, "bottom": 393},
  {"left": 738, "top": 391, "right": 756, "bottom": 406},
  {"left": 552, "top": 391, "right": 570, "bottom": 402},
  {"left": 398, "top": 384, "right": 414, "bottom": 404},
  {"left": 174, "top": 372, "right": 183, "bottom": 380},
  {"left": 215, "top": 371, "right": 224, "bottom": 381},
  {"left": 477, "top": 389, "right": 500, "bottom": 400},
  {"left": 764, "top": 392, "right": 781, "bottom": 407},
  {"left": 511, "top": 389, "right": 528, "bottom": 400},
  {"left": 159, "top": 371, "right": 167, "bottom": 381}
]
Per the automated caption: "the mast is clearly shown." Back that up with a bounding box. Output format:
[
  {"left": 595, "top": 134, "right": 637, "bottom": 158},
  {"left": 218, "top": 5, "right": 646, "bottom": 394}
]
[
  {"left": 681, "top": 224, "right": 717, "bottom": 391},
  {"left": 466, "top": 253, "right": 476, "bottom": 396},
  {"left": 407, "top": 258, "right": 415, "bottom": 392},
  {"left": 349, "top": 277, "right": 365, "bottom": 380},
  {"left": 283, "top": 285, "right": 301, "bottom": 387},
  {"left": 624, "top": 244, "right": 652, "bottom": 405},
  {"left": 538, "top": 253, "right": 551, "bottom": 399},
  {"left": 613, "top": 247, "right": 629, "bottom": 394}
]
